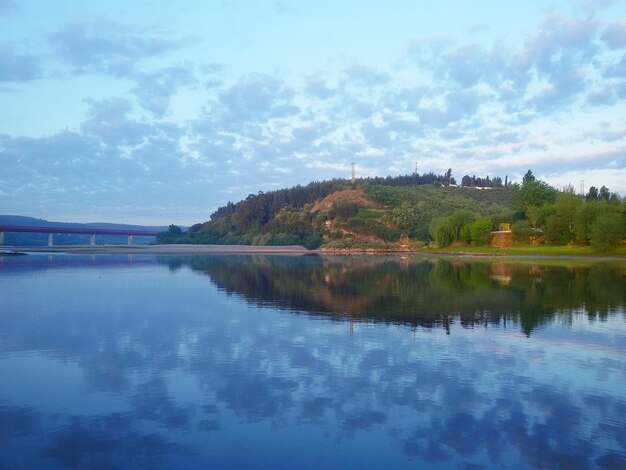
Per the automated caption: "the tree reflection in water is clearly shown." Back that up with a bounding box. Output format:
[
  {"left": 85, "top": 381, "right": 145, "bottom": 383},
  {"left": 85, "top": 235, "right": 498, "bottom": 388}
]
[
  {"left": 1, "top": 254, "right": 624, "bottom": 468},
  {"left": 167, "top": 254, "right": 625, "bottom": 336}
]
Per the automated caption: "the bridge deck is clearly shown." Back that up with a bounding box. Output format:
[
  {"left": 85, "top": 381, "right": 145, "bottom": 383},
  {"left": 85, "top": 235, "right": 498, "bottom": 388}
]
[
  {"left": 0, "top": 225, "right": 160, "bottom": 236},
  {"left": 0, "top": 225, "right": 161, "bottom": 246}
]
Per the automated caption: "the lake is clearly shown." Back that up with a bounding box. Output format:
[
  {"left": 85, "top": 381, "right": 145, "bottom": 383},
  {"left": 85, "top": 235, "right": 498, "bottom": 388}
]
[{"left": 1, "top": 253, "right": 625, "bottom": 469}]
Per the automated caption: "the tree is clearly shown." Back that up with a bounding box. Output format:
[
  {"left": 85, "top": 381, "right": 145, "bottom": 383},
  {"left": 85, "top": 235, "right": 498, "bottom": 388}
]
[
  {"left": 513, "top": 178, "right": 557, "bottom": 216},
  {"left": 545, "top": 192, "right": 582, "bottom": 243},
  {"left": 430, "top": 217, "right": 455, "bottom": 247},
  {"left": 586, "top": 186, "right": 599, "bottom": 201},
  {"left": 429, "top": 210, "right": 477, "bottom": 247},
  {"left": 544, "top": 213, "right": 570, "bottom": 244},
  {"left": 156, "top": 224, "right": 184, "bottom": 244},
  {"left": 512, "top": 220, "right": 533, "bottom": 242},
  {"left": 525, "top": 204, "right": 555, "bottom": 236},
  {"left": 574, "top": 200, "right": 621, "bottom": 242},
  {"left": 590, "top": 214, "right": 624, "bottom": 253},
  {"left": 562, "top": 183, "right": 576, "bottom": 194},
  {"left": 449, "top": 210, "right": 477, "bottom": 240},
  {"left": 467, "top": 218, "right": 493, "bottom": 245},
  {"left": 522, "top": 170, "right": 536, "bottom": 184},
  {"left": 609, "top": 193, "right": 621, "bottom": 206},
  {"left": 167, "top": 224, "right": 182, "bottom": 235},
  {"left": 599, "top": 185, "right": 610, "bottom": 202}
]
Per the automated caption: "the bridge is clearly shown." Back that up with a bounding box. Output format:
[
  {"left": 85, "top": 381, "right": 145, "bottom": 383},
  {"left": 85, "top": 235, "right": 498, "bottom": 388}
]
[{"left": 0, "top": 225, "right": 161, "bottom": 246}]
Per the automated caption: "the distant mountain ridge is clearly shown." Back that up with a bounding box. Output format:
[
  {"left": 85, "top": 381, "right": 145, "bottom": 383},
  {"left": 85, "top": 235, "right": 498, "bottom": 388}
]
[
  {"left": 0, "top": 215, "right": 176, "bottom": 246},
  {"left": 0, "top": 215, "right": 170, "bottom": 231}
]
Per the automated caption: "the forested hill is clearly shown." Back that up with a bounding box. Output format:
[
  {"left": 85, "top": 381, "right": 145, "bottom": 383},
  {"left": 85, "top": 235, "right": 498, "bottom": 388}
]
[
  {"left": 157, "top": 170, "right": 517, "bottom": 249},
  {"left": 158, "top": 168, "right": 624, "bottom": 252}
]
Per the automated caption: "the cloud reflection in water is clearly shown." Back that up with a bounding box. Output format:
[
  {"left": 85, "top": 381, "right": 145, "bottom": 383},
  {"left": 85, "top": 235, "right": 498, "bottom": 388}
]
[{"left": 0, "top": 254, "right": 624, "bottom": 468}]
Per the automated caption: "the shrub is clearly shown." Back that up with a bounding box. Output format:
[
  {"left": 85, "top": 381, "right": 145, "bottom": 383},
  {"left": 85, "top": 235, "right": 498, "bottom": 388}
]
[
  {"left": 410, "top": 225, "right": 431, "bottom": 242},
  {"left": 374, "top": 225, "right": 401, "bottom": 242},
  {"left": 544, "top": 214, "right": 570, "bottom": 244},
  {"left": 156, "top": 224, "right": 184, "bottom": 244},
  {"left": 330, "top": 230, "right": 343, "bottom": 240},
  {"left": 449, "top": 210, "right": 477, "bottom": 239},
  {"left": 346, "top": 218, "right": 371, "bottom": 232},
  {"left": 302, "top": 234, "right": 323, "bottom": 249},
  {"left": 333, "top": 200, "right": 360, "bottom": 219},
  {"left": 430, "top": 217, "right": 455, "bottom": 247},
  {"left": 460, "top": 224, "right": 472, "bottom": 243},
  {"left": 468, "top": 218, "right": 493, "bottom": 245},
  {"left": 325, "top": 239, "right": 354, "bottom": 249},
  {"left": 590, "top": 214, "right": 624, "bottom": 253},
  {"left": 429, "top": 210, "right": 478, "bottom": 247},
  {"left": 271, "top": 233, "right": 301, "bottom": 246},
  {"left": 512, "top": 220, "right": 533, "bottom": 242},
  {"left": 355, "top": 208, "right": 378, "bottom": 219},
  {"left": 574, "top": 200, "right": 621, "bottom": 242}
]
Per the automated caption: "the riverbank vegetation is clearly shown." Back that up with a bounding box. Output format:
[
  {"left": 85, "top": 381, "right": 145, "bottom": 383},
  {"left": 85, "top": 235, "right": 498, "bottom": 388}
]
[{"left": 157, "top": 169, "right": 625, "bottom": 254}]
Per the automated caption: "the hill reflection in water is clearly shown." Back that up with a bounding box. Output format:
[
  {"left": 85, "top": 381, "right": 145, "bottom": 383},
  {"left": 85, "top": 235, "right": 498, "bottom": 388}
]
[
  {"left": 163, "top": 254, "right": 625, "bottom": 336},
  {"left": 1, "top": 253, "right": 625, "bottom": 468}
]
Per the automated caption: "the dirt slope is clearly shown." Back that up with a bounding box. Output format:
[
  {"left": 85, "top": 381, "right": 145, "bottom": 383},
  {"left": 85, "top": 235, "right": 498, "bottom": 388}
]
[{"left": 311, "top": 189, "right": 378, "bottom": 212}]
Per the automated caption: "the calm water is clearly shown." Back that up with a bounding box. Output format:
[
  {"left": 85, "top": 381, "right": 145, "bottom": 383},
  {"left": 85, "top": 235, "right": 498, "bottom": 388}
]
[{"left": 1, "top": 253, "right": 625, "bottom": 469}]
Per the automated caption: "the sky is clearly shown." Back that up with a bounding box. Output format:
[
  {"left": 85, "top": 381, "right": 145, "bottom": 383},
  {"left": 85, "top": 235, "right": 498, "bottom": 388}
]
[{"left": 1, "top": 0, "right": 625, "bottom": 225}]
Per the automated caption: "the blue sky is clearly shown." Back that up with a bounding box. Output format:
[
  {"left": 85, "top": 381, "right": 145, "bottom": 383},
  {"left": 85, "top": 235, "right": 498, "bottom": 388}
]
[{"left": 1, "top": 0, "right": 625, "bottom": 225}]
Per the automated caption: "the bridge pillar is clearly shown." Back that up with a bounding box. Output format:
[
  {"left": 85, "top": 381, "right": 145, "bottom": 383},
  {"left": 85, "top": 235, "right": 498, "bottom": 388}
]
[
  {"left": 0, "top": 231, "right": 3, "bottom": 246},
  {"left": 48, "top": 233, "right": 54, "bottom": 246},
  {"left": 90, "top": 234, "right": 96, "bottom": 245},
  {"left": 128, "top": 234, "right": 133, "bottom": 245}
]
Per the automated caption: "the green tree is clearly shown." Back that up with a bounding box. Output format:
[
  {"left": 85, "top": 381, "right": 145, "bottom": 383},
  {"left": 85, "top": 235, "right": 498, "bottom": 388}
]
[
  {"left": 544, "top": 213, "right": 570, "bottom": 244},
  {"left": 574, "top": 200, "right": 620, "bottom": 242},
  {"left": 522, "top": 169, "right": 536, "bottom": 184},
  {"left": 609, "top": 193, "right": 621, "bottom": 206},
  {"left": 586, "top": 186, "right": 599, "bottom": 201},
  {"left": 590, "top": 214, "right": 624, "bottom": 252},
  {"left": 544, "top": 192, "right": 582, "bottom": 243},
  {"left": 526, "top": 205, "right": 554, "bottom": 234},
  {"left": 512, "top": 220, "right": 533, "bottom": 242},
  {"left": 429, "top": 210, "right": 477, "bottom": 247},
  {"left": 430, "top": 217, "right": 455, "bottom": 247},
  {"left": 302, "top": 234, "right": 323, "bottom": 249},
  {"left": 467, "top": 218, "right": 493, "bottom": 245},
  {"left": 599, "top": 185, "right": 610, "bottom": 202},
  {"left": 156, "top": 224, "right": 184, "bottom": 244},
  {"left": 449, "top": 210, "right": 477, "bottom": 240},
  {"left": 513, "top": 176, "right": 557, "bottom": 216}
]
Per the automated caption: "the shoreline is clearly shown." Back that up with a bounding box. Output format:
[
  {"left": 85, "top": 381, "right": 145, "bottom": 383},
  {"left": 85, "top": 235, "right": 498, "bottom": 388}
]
[
  {"left": 2, "top": 244, "right": 625, "bottom": 261},
  {"left": 1, "top": 244, "right": 311, "bottom": 255}
]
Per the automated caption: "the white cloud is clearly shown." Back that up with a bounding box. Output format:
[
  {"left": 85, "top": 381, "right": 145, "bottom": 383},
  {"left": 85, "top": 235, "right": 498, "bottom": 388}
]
[{"left": 1, "top": 5, "right": 625, "bottom": 223}]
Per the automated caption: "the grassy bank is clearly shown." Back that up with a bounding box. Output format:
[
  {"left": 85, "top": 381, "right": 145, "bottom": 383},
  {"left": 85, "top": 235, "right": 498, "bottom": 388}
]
[{"left": 413, "top": 243, "right": 626, "bottom": 257}]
